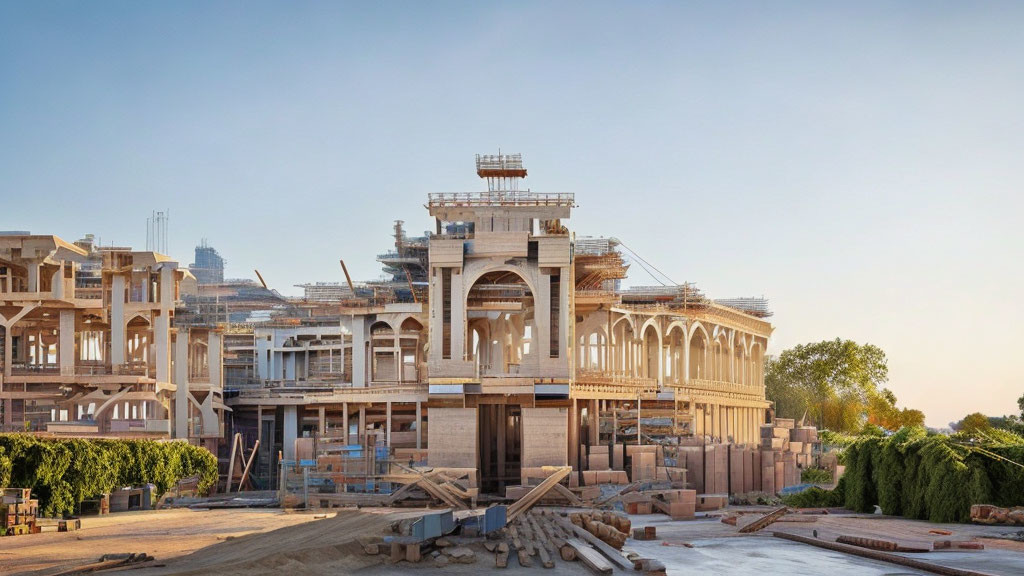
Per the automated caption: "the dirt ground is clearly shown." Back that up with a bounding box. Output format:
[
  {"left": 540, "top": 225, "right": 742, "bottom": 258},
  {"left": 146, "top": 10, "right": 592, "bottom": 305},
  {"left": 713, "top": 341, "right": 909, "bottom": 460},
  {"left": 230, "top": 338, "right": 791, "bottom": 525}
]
[
  {"left": 0, "top": 508, "right": 326, "bottom": 576},
  {"left": 5, "top": 506, "right": 1024, "bottom": 576}
]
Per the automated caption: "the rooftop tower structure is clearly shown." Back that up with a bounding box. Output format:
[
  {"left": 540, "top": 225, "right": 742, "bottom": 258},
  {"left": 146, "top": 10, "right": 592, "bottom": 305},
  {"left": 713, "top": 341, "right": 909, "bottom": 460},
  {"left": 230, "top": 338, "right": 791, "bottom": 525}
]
[
  {"left": 476, "top": 152, "right": 526, "bottom": 192},
  {"left": 190, "top": 239, "right": 225, "bottom": 285}
]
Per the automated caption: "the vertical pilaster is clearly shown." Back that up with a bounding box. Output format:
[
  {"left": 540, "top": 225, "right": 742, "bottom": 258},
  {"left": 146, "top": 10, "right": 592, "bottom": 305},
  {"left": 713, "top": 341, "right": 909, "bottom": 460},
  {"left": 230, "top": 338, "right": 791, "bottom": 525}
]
[
  {"left": 209, "top": 331, "right": 222, "bottom": 390},
  {"left": 111, "top": 274, "right": 126, "bottom": 366},
  {"left": 415, "top": 401, "right": 422, "bottom": 449},
  {"left": 283, "top": 405, "right": 298, "bottom": 460},
  {"left": 352, "top": 317, "right": 366, "bottom": 387},
  {"left": 59, "top": 309, "right": 75, "bottom": 374},
  {"left": 173, "top": 331, "right": 189, "bottom": 438}
]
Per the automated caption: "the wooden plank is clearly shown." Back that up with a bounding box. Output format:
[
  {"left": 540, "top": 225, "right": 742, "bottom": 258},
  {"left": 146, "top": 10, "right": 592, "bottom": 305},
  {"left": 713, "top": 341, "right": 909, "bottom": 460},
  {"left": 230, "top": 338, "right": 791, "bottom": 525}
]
[
  {"left": 507, "top": 466, "right": 571, "bottom": 521},
  {"left": 225, "top": 432, "right": 240, "bottom": 492},
  {"left": 551, "top": 482, "right": 585, "bottom": 506},
  {"left": 237, "top": 439, "right": 260, "bottom": 492},
  {"left": 558, "top": 519, "right": 633, "bottom": 571},
  {"left": 566, "top": 538, "right": 613, "bottom": 576},
  {"left": 738, "top": 506, "right": 788, "bottom": 533}
]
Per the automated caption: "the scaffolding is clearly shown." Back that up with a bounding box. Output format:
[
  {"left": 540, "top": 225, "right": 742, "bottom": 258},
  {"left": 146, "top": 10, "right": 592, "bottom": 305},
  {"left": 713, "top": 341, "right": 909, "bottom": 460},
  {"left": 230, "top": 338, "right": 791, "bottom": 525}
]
[{"left": 714, "top": 297, "right": 773, "bottom": 318}]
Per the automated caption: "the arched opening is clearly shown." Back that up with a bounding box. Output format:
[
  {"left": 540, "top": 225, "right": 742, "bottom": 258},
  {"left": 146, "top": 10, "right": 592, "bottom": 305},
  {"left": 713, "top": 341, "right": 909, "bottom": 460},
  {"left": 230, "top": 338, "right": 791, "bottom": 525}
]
[
  {"left": 688, "top": 325, "right": 708, "bottom": 380},
  {"left": 750, "top": 339, "right": 764, "bottom": 388},
  {"left": 126, "top": 315, "right": 152, "bottom": 376},
  {"left": 734, "top": 335, "right": 747, "bottom": 385},
  {"left": 369, "top": 321, "right": 397, "bottom": 383},
  {"left": 399, "top": 317, "right": 425, "bottom": 383},
  {"left": 666, "top": 325, "right": 685, "bottom": 384},
  {"left": 613, "top": 318, "right": 636, "bottom": 377},
  {"left": 642, "top": 323, "right": 660, "bottom": 380},
  {"left": 465, "top": 270, "right": 534, "bottom": 376},
  {"left": 713, "top": 330, "right": 730, "bottom": 381}
]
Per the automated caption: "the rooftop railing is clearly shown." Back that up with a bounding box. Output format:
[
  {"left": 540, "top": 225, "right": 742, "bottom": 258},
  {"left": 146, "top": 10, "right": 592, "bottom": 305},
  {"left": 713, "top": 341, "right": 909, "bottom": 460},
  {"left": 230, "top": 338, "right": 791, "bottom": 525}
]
[{"left": 427, "top": 191, "right": 574, "bottom": 208}]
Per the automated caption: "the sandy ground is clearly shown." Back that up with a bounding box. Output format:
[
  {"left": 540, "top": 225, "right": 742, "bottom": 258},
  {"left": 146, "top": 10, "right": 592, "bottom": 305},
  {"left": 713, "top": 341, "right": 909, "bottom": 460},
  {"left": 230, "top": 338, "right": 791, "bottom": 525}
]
[
  {"left": 0, "top": 508, "right": 326, "bottom": 576},
  {"left": 5, "top": 506, "right": 1024, "bottom": 576}
]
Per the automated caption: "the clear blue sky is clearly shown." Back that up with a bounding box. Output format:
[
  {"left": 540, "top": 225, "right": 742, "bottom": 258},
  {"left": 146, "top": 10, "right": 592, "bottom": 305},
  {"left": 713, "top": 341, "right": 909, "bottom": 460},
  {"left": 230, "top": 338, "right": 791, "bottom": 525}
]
[{"left": 2, "top": 1, "right": 1022, "bottom": 427}]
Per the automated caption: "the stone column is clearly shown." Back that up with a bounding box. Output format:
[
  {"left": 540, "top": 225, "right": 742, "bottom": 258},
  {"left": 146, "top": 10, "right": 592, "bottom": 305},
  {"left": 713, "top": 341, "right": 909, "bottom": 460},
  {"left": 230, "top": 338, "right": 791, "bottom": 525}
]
[
  {"left": 352, "top": 318, "right": 366, "bottom": 387},
  {"left": 283, "top": 405, "right": 298, "bottom": 460},
  {"left": 110, "top": 274, "right": 126, "bottom": 367},
  {"left": 59, "top": 309, "right": 75, "bottom": 374}
]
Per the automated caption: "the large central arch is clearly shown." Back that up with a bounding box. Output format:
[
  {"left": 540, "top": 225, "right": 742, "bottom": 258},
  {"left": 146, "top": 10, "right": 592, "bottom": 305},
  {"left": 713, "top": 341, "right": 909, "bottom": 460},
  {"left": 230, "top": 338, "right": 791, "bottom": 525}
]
[{"left": 465, "top": 269, "right": 535, "bottom": 376}]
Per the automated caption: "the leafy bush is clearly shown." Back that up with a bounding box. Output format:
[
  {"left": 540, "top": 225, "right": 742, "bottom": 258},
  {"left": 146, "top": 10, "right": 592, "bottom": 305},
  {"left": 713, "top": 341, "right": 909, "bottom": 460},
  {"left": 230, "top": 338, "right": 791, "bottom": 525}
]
[
  {"left": 0, "top": 435, "right": 217, "bottom": 517},
  {"left": 841, "top": 427, "right": 1024, "bottom": 522},
  {"left": 801, "top": 467, "right": 834, "bottom": 484},
  {"left": 782, "top": 482, "right": 844, "bottom": 508},
  {"left": 819, "top": 429, "right": 857, "bottom": 450}
]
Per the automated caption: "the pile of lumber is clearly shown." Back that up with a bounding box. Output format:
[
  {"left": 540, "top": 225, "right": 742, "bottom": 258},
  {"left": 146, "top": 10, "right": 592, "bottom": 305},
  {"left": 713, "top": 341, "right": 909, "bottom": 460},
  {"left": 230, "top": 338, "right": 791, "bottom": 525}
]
[
  {"left": 569, "top": 510, "right": 631, "bottom": 549},
  {"left": 971, "top": 504, "right": 1024, "bottom": 525}
]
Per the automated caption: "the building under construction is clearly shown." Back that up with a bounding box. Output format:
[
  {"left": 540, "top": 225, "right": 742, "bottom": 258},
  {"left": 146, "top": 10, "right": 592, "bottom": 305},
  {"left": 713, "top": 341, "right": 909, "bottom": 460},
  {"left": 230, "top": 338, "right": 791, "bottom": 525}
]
[{"left": 223, "top": 154, "right": 774, "bottom": 493}]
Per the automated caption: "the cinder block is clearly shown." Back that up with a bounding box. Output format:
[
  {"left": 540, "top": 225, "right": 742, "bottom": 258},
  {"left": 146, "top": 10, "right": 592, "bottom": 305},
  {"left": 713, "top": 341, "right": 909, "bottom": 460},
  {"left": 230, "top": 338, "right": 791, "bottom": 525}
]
[
  {"left": 612, "top": 444, "right": 625, "bottom": 470},
  {"left": 762, "top": 466, "right": 776, "bottom": 494},
  {"left": 588, "top": 453, "right": 610, "bottom": 470}
]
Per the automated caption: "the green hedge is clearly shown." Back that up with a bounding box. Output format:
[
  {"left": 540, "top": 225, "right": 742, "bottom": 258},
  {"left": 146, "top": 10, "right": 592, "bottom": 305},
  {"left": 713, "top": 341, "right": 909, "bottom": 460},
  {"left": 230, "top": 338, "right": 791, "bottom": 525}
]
[
  {"left": 813, "top": 427, "right": 1024, "bottom": 522},
  {"left": 0, "top": 434, "right": 218, "bottom": 517}
]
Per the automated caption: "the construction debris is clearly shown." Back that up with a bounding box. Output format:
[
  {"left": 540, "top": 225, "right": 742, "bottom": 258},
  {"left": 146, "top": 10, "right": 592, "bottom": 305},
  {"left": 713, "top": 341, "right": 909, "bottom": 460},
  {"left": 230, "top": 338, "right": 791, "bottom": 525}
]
[
  {"left": 738, "top": 506, "right": 789, "bottom": 533},
  {"left": 971, "top": 504, "right": 1024, "bottom": 525},
  {"left": 506, "top": 466, "right": 571, "bottom": 521},
  {"left": 774, "top": 532, "right": 996, "bottom": 576}
]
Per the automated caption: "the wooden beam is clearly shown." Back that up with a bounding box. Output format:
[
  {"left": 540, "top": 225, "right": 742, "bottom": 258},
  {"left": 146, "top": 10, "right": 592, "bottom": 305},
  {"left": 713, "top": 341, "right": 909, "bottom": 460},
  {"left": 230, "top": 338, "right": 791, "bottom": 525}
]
[
  {"left": 507, "top": 466, "right": 570, "bottom": 521},
  {"left": 238, "top": 439, "right": 260, "bottom": 492},
  {"left": 225, "top": 433, "right": 240, "bottom": 492},
  {"left": 565, "top": 538, "right": 612, "bottom": 575}
]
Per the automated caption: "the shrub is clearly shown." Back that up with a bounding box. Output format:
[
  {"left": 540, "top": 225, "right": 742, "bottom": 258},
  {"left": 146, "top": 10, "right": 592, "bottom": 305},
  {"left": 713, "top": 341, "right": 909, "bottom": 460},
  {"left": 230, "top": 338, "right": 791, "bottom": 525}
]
[
  {"left": 800, "top": 467, "right": 833, "bottom": 484},
  {"left": 841, "top": 428, "right": 1024, "bottom": 522},
  {"left": 0, "top": 435, "right": 217, "bottom": 517},
  {"left": 782, "top": 484, "right": 844, "bottom": 508}
]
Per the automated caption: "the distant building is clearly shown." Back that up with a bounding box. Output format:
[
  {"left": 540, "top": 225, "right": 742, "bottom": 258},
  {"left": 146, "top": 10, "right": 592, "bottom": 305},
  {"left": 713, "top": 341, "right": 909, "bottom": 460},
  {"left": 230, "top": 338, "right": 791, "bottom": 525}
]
[
  {"left": 295, "top": 282, "right": 352, "bottom": 302},
  {"left": 190, "top": 240, "right": 225, "bottom": 284}
]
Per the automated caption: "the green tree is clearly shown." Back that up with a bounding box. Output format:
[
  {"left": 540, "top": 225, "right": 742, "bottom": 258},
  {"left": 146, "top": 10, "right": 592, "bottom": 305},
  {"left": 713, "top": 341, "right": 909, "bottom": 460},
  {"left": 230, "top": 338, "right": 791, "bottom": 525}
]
[
  {"left": 766, "top": 338, "right": 890, "bottom": 433},
  {"left": 958, "top": 412, "right": 993, "bottom": 435}
]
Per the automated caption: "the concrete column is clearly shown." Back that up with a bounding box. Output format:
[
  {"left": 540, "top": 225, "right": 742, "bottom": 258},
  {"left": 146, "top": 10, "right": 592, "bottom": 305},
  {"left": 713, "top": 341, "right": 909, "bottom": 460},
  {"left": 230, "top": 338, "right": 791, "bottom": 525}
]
[
  {"left": 657, "top": 341, "right": 665, "bottom": 385},
  {"left": 637, "top": 396, "right": 642, "bottom": 444},
  {"left": 569, "top": 398, "right": 578, "bottom": 469},
  {"left": 2, "top": 325, "right": 11, "bottom": 379},
  {"left": 558, "top": 266, "right": 569, "bottom": 360},
  {"left": 449, "top": 271, "right": 465, "bottom": 361},
  {"left": 3, "top": 398, "right": 13, "bottom": 428},
  {"left": 415, "top": 401, "right": 422, "bottom": 449},
  {"left": 728, "top": 333, "right": 735, "bottom": 384},
  {"left": 352, "top": 318, "right": 366, "bottom": 387},
  {"left": 318, "top": 406, "right": 326, "bottom": 435},
  {"left": 283, "top": 405, "right": 298, "bottom": 460},
  {"left": 27, "top": 262, "right": 39, "bottom": 292},
  {"left": 342, "top": 402, "right": 349, "bottom": 445},
  {"left": 209, "top": 331, "right": 222, "bottom": 390},
  {"left": 386, "top": 401, "right": 392, "bottom": 446},
  {"left": 59, "top": 309, "right": 75, "bottom": 374},
  {"left": 173, "top": 331, "right": 189, "bottom": 438},
  {"left": 536, "top": 272, "right": 550, "bottom": 361},
  {"left": 394, "top": 336, "right": 401, "bottom": 382},
  {"left": 52, "top": 263, "right": 64, "bottom": 299},
  {"left": 588, "top": 399, "right": 599, "bottom": 445},
  {"left": 110, "top": 274, "right": 126, "bottom": 366},
  {"left": 358, "top": 406, "right": 366, "bottom": 445}
]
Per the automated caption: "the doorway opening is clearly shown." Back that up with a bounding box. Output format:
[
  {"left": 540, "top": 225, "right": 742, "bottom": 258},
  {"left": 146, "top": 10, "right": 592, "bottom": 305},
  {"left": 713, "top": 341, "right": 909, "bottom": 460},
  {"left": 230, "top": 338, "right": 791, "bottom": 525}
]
[{"left": 478, "top": 404, "right": 522, "bottom": 494}]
